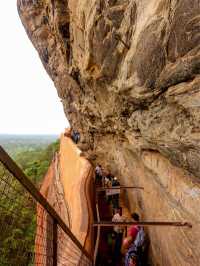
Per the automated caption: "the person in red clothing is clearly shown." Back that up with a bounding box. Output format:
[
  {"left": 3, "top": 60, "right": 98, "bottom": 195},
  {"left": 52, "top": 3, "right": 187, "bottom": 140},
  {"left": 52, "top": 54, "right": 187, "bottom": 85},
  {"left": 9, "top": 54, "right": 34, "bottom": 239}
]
[
  {"left": 128, "top": 213, "right": 140, "bottom": 239},
  {"left": 122, "top": 213, "right": 140, "bottom": 266},
  {"left": 122, "top": 213, "right": 140, "bottom": 252}
]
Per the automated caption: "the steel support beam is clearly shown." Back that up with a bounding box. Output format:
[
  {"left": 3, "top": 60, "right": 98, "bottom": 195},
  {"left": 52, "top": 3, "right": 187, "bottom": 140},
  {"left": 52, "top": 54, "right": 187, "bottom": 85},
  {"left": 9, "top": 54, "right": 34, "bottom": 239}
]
[
  {"left": 93, "top": 221, "right": 192, "bottom": 228},
  {"left": 96, "top": 186, "right": 144, "bottom": 191}
]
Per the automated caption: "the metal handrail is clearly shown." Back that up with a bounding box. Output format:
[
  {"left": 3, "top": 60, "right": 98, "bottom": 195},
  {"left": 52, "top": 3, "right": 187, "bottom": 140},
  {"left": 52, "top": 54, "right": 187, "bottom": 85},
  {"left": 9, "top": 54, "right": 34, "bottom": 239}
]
[
  {"left": 96, "top": 186, "right": 144, "bottom": 191},
  {"left": 93, "top": 221, "right": 192, "bottom": 228},
  {"left": 0, "top": 145, "right": 92, "bottom": 263}
]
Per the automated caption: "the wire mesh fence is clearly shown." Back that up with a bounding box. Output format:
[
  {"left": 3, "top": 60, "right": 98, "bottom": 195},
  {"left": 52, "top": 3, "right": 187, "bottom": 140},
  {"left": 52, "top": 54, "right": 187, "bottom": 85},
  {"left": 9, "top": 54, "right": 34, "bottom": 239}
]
[
  {"left": 0, "top": 147, "right": 92, "bottom": 266},
  {"left": 0, "top": 160, "right": 38, "bottom": 265},
  {"left": 57, "top": 225, "right": 92, "bottom": 266}
]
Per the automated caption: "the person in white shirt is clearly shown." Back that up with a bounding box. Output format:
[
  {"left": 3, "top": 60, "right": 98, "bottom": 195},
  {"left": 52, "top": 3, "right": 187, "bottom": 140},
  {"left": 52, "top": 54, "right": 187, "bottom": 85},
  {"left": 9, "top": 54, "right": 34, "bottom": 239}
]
[
  {"left": 112, "top": 207, "right": 126, "bottom": 265},
  {"left": 95, "top": 165, "right": 103, "bottom": 185}
]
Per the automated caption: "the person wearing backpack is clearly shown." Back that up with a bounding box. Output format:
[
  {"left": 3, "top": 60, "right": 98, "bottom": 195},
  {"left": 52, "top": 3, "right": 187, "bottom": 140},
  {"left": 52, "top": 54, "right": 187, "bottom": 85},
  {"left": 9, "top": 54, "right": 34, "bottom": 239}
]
[
  {"left": 123, "top": 213, "right": 147, "bottom": 266},
  {"left": 134, "top": 226, "right": 146, "bottom": 266}
]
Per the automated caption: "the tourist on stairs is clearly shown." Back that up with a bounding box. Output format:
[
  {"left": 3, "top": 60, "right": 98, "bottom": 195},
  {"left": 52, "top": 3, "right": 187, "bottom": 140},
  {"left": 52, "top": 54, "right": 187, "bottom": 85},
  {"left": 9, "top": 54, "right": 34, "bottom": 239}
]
[
  {"left": 95, "top": 164, "right": 103, "bottom": 186},
  {"left": 112, "top": 207, "right": 126, "bottom": 266},
  {"left": 112, "top": 177, "right": 120, "bottom": 209},
  {"left": 71, "top": 129, "right": 80, "bottom": 144},
  {"left": 123, "top": 213, "right": 146, "bottom": 266}
]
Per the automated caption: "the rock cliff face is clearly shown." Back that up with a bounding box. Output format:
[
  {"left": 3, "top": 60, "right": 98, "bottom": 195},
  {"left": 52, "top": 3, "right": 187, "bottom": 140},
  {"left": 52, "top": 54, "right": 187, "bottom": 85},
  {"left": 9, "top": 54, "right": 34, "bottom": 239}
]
[{"left": 18, "top": 0, "right": 200, "bottom": 265}]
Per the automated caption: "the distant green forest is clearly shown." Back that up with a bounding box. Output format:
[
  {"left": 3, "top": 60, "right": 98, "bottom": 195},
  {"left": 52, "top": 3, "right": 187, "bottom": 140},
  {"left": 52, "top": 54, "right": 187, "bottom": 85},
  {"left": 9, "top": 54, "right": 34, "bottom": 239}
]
[
  {"left": 0, "top": 135, "right": 59, "bottom": 265},
  {"left": 15, "top": 140, "right": 59, "bottom": 185},
  {"left": 0, "top": 134, "right": 57, "bottom": 157}
]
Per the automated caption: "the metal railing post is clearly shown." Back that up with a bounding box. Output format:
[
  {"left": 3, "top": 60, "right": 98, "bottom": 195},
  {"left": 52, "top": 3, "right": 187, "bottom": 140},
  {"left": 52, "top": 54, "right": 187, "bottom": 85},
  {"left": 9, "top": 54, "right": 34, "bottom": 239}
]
[{"left": 53, "top": 219, "right": 58, "bottom": 266}]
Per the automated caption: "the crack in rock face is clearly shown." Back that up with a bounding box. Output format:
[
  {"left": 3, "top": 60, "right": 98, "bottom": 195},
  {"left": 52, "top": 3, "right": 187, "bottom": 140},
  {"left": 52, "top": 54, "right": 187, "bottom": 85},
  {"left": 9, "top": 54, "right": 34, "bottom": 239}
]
[{"left": 18, "top": 0, "right": 200, "bottom": 265}]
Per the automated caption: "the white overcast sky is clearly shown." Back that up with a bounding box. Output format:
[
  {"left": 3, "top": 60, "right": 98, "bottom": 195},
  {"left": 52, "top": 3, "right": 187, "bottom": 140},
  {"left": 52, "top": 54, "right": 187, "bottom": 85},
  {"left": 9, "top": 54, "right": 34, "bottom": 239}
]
[{"left": 0, "top": 2, "right": 69, "bottom": 135}]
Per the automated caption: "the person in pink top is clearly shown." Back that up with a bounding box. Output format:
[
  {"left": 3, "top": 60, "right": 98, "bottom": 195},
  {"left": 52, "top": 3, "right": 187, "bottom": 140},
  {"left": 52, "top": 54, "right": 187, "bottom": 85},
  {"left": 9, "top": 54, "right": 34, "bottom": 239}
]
[
  {"left": 128, "top": 213, "right": 140, "bottom": 240},
  {"left": 122, "top": 213, "right": 141, "bottom": 266}
]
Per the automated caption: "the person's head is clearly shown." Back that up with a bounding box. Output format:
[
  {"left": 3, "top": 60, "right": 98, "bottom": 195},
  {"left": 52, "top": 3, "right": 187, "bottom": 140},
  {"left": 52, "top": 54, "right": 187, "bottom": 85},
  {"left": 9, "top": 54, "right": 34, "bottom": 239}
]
[
  {"left": 131, "top": 212, "right": 140, "bottom": 221},
  {"left": 114, "top": 207, "right": 122, "bottom": 216}
]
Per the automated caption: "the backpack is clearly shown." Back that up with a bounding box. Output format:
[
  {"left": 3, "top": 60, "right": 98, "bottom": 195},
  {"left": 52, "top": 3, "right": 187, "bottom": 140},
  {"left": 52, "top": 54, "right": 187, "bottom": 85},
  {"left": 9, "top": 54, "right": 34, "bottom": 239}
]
[
  {"left": 125, "top": 244, "right": 137, "bottom": 266},
  {"left": 134, "top": 227, "right": 146, "bottom": 251}
]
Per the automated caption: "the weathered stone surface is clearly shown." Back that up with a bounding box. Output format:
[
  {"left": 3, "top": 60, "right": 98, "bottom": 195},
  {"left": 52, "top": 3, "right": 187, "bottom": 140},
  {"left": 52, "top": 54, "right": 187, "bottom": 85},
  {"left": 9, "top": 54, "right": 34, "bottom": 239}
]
[{"left": 18, "top": 0, "right": 200, "bottom": 265}]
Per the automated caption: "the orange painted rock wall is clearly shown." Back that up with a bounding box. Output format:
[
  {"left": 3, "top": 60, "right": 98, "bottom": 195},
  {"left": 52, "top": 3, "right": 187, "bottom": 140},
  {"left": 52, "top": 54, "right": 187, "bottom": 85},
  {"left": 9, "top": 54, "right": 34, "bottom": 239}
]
[
  {"left": 59, "top": 133, "right": 94, "bottom": 254},
  {"left": 35, "top": 132, "right": 94, "bottom": 264}
]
